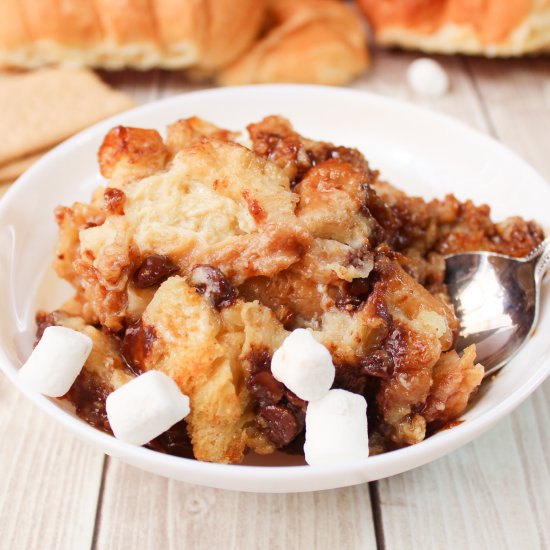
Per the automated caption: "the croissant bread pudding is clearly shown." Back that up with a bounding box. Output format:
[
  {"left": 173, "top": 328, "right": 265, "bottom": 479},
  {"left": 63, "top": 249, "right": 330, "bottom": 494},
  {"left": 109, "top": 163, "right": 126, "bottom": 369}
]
[
  {"left": 28, "top": 115, "right": 544, "bottom": 465},
  {"left": 358, "top": 0, "right": 550, "bottom": 56}
]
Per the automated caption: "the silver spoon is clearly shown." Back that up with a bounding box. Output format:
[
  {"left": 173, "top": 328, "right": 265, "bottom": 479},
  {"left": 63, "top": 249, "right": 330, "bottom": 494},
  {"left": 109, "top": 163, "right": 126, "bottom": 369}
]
[{"left": 444, "top": 236, "right": 550, "bottom": 376}]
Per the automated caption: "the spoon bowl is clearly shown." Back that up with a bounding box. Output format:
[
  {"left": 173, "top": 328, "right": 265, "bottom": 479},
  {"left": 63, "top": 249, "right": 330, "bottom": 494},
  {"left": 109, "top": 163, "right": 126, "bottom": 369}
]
[{"left": 445, "top": 237, "right": 550, "bottom": 376}]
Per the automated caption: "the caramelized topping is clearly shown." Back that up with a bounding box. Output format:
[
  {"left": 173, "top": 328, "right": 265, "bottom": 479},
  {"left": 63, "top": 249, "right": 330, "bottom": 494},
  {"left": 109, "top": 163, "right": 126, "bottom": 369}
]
[
  {"left": 103, "top": 188, "right": 126, "bottom": 215},
  {"left": 361, "top": 349, "right": 394, "bottom": 379}
]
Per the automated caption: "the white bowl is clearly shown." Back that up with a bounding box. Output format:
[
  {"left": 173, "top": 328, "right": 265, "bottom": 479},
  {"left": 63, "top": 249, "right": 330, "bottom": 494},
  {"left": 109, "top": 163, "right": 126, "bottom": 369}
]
[{"left": 1, "top": 85, "right": 549, "bottom": 493}]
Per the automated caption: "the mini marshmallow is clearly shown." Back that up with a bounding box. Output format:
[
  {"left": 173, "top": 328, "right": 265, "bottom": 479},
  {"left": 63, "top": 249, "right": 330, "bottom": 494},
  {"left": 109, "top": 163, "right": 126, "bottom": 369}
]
[
  {"left": 271, "top": 329, "right": 335, "bottom": 402},
  {"left": 407, "top": 58, "right": 450, "bottom": 97},
  {"left": 18, "top": 326, "right": 92, "bottom": 397},
  {"left": 304, "top": 389, "right": 369, "bottom": 466},
  {"left": 106, "top": 370, "right": 190, "bottom": 446}
]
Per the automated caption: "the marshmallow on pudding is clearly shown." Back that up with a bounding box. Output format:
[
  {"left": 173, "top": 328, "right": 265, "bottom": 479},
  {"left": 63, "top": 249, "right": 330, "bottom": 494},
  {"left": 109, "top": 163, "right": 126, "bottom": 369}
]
[
  {"left": 407, "top": 58, "right": 450, "bottom": 97},
  {"left": 18, "top": 326, "right": 93, "bottom": 397},
  {"left": 271, "top": 329, "right": 335, "bottom": 402},
  {"left": 304, "top": 389, "right": 369, "bottom": 466},
  {"left": 106, "top": 370, "right": 190, "bottom": 446}
]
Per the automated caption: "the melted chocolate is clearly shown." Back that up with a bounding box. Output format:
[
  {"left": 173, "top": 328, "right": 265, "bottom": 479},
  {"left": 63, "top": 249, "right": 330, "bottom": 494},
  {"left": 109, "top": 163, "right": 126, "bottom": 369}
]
[
  {"left": 133, "top": 254, "right": 179, "bottom": 288},
  {"left": 244, "top": 347, "right": 308, "bottom": 449},
  {"left": 121, "top": 320, "right": 157, "bottom": 374},
  {"left": 146, "top": 419, "right": 194, "bottom": 459},
  {"left": 66, "top": 370, "right": 111, "bottom": 433},
  {"left": 258, "top": 405, "right": 300, "bottom": 448},
  {"left": 189, "top": 265, "right": 237, "bottom": 310},
  {"left": 361, "top": 349, "right": 394, "bottom": 380},
  {"left": 247, "top": 371, "right": 285, "bottom": 405}
]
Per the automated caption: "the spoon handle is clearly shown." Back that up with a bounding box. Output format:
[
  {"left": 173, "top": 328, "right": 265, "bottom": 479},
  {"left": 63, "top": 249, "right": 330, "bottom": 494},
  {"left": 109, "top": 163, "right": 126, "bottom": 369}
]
[
  {"left": 524, "top": 236, "right": 550, "bottom": 262},
  {"left": 533, "top": 236, "right": 550, "bottom": 282}
]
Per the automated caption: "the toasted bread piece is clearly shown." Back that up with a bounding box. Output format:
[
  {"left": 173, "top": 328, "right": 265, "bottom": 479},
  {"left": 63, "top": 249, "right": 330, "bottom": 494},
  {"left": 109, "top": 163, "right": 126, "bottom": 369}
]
[{"left": 139, "top": 276, "right": 287, "bottom": 463}]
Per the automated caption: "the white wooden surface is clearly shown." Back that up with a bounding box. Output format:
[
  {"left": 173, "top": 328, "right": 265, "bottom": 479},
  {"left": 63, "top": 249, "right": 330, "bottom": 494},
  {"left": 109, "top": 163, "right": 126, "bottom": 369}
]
[{"left": 1, "top": 50, "right": 549, "bottom": 550}]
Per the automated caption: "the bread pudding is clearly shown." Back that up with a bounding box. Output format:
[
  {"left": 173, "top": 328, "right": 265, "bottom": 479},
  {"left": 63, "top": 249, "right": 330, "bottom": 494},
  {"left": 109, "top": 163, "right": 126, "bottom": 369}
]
[{"left": 35, "top": 115, "right": 544, "bottom": 464}]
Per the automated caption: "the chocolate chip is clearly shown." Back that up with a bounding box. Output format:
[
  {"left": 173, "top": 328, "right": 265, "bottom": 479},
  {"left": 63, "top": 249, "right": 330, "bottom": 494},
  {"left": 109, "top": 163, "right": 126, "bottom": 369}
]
[
  {"left": 348, "top": 277, "right": 371, "bottom": 297},
  {"left": 332, "top": 363, "right": 369, "bottom": 395},
  {"left": 121, "top": 320, "right": 157, "bottom": 374},
  {"left": 362, "top": 349, "right": 394, "bottom": 379},
  {"left": 247, "top": 371, "right": 285, "bottom": 405},
  {"left": 189, "top": 264, "right": 237, "bottom": 310},
  {"left": 66, "top": 370, "right": 111, "bottom": 433},
  {"left": 335, "top": 277, "right": 372, "bottom": 311},
  {"left": 258, "top": 405, "right": 299, "bottom": 447},
  {"left": 133, "top": 254, "right": 178, "bottom": 288},
  {"left": 35, "top": 311, "right": 56, "bottom": 342},
  {"left": 247, "top": 347, "right": 272, "bottom": 375},
  {"left": 285, "top": 390, "right": 307, "bottom": 409}
]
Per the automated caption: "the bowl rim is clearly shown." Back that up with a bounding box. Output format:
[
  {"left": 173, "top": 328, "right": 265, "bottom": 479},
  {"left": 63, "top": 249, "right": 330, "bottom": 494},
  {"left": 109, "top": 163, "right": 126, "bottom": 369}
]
[{"left": 1, "top": 84, "right": 549, "bottom": 492}]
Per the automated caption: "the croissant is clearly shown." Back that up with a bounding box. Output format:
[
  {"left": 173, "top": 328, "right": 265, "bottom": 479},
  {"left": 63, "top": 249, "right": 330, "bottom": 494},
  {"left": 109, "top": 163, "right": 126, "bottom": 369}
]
[
  {"left": 357, "top": 0, "right": 550, "bottom": 56},
  {"left": 0, "top": 0, "right": 264, "bottom": 70},
  {"left": 219, "top": 0, "right": 369, "bottom": 86}
]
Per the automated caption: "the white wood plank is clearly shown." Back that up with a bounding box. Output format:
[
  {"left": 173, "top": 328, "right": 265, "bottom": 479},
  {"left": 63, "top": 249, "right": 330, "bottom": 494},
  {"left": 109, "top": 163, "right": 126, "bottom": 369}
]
[
  {"left": 0, "top": 372, "right": 105, "bottom": 550},
  {"left": 377, "top": 387, "right": 549, "bottom": 549},
  {"left": 508, "top": 385, "right": 550, "bottom": 546},
  {"left": 99, "top": 70, "right": 163, "bottom": 105},
  {"left": 352, "top": 49, "right": 488, "bottom": 133},
  {"left": 465, "top": 57, "right": 550, "bottom": 179},
  {"left": 361, "top": 51, "right": 550, "bottom": 549},
  {"left": 156, "top": 70, "right": 212, "bottom": 99},
  {"left": 99, "top": 69, "right": 211, "bottom": 105},
  {"left": 94, "top": 458, "right": 377, "bottom": 550}
]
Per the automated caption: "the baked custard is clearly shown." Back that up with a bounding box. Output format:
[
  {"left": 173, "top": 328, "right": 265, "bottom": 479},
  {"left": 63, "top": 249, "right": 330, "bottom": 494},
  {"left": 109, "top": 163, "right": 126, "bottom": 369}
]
[{"left": 34, "top": 115, "right": 544, "bottom": 464}]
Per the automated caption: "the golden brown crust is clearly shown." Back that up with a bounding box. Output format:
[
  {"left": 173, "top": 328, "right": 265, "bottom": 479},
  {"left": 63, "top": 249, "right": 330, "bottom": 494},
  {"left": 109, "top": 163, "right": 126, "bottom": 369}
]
[
  {"left": 93, "top": 0, "right": 157, "bottom": 45},
  {"left": 98, "top": 126, "right": 168, "bottom": 184},
  {"left": 199, "top": 0, "right": 267, "bottom": 71},
  {"left": 0, "top": 0, "right": 30, "bottom": 51},
  {"left": 165, "top": 117, "right": 239, "bottom": 158},
  {"left": 22, "top": 0, "right": 103, "bottom": 45},
  {"left": 358, "top": 0, "right": 550, "bottom": 56},
  {"left": 0, "top": 0, "right": 264, "bottom": 70},
  {"left": 295, "top": 159, "right": 377, "bottom": 247},
  {"left": 219, "top": 0, "right": 369, "bottom": 85},
  {"left": 423, "top": 345, "right": 484, "bottom": 429},
  {"left": 63, "top": 123, "right": 311, "bottom": 331}
]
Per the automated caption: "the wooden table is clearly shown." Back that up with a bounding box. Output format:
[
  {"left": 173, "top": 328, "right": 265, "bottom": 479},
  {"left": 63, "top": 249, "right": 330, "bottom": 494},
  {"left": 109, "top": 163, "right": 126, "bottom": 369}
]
[{"left": 1, "top": 50, "right": 549, "bottom": 549}]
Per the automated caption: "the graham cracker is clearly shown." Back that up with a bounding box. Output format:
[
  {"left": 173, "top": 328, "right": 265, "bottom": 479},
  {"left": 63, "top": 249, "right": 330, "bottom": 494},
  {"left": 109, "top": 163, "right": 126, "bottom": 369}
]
[{"left": 0, "top": 68, "right": 134, "bottom": 165}]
